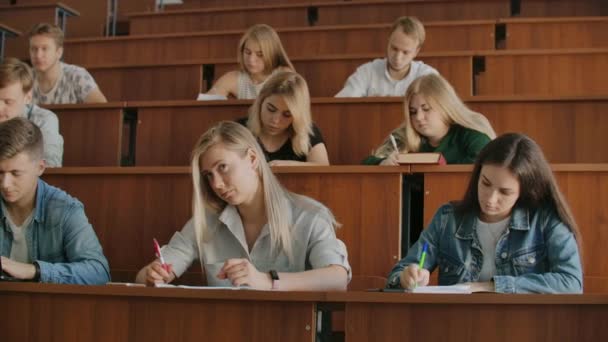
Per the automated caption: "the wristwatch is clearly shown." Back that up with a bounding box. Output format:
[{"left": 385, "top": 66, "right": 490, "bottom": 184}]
[
  {"left": 32, "top": 261, "right": 41, "bottom": 282},
  {"left": 269, "top": 270, "right": 280, "bottom": 290}
]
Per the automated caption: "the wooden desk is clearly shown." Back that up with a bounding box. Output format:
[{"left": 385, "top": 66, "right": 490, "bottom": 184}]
[
  {"left": 78, "top": 48, "right": 608, "bottom": 101},
  {"left": 0, "top": 22, "right": 20, "bottom": 59},
  {"left": 64, "top": 20, "right": 495, "bottom": 64},
  {"left": 0, "top": 282, "right": 320, "bottom": 342},
  {"left": 87, "top": 63, "right": 204, "bottom": 102},
  {"left": 130, "top": 96, "right": 608, "bottom": 166},
  {"left": 476, "top": 48, "right": 608, "bottom": 96},
  {"left": 16, "top": 0, "right": 108, "bottom": 37},
  {"left": 128, "top": 0, "right": 509, "bottom": 34},
  {"left": 81, "top": 53, "right": 471, "bottom": 100},
  {"left": 519, "top": 0, "right": 608, "bottom": 17},
  {"left": 331, "top": 291, "right": 608, "bottom": 341},
  {"left": 412, "top": 164, "right": 608, "bottom": 293},
  {"left": 47, "top": 103, "right": 125, "bottom": 166},
  {"left": 501, "top": 17, "right": 608, "bottom": 49},
  {"left": 42, "top": 166, "right": 404, "bottom": 282},
  {"left": 0, "top": 2, "right": 79, "bottom": 59},
  {"left": 1, "top": 283, "right": 606, "bottom": 342}
]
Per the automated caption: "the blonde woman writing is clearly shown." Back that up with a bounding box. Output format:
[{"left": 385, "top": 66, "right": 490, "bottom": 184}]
[{"left": 136, "top": 121, "right": 350, "bottom": 290}]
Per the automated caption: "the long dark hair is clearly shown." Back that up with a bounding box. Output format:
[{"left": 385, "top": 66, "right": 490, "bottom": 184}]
[{"left": 454, "top": 133, "right": 581, "bottom": 246}]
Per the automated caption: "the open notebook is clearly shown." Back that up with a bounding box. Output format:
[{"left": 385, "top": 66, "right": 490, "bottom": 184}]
[
  {"left": 408, "top": 284, "right": 472, "bottom": 294},
  {"left": 154, "top": 283, "right": 254, "bottom": 290},
  {"left": 196, "top": 93, "right": 228, "bottom": 101}
]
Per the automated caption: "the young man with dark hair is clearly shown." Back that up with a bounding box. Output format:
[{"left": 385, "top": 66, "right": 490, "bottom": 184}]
[{"left": 0, "top": 117, "right": 109, "bottom": 284}]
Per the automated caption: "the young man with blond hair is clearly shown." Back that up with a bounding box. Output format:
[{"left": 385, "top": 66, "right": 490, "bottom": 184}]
[
  {"left": 336, "top": 16, "right": 438, "bottom": 97},
  {"left": 0, "top": 117, "right": 110, "bottom": 284},
  {"left": 29, "top": 23, "right": 107, "bottom": 104},
  {"left": 0, "top": 57, "right": 63, "bottom": 167}
]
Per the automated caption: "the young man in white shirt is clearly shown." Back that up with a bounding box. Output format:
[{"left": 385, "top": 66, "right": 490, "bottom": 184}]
[{"left": 335, "top": 16, "right": 438, "bottom": 97}]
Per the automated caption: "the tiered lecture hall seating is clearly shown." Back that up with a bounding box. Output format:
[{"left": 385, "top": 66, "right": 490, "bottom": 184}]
[
  {"left": 0, "top": 2, "right": 79, "bottom": 59},
  {"left": 2, "top": 1, "right": 608, "bottom": 341}
]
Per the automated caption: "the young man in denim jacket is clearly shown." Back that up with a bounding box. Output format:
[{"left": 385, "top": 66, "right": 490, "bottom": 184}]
[{"left": 0, "top": 117, "right": 109, "bottom": 284}]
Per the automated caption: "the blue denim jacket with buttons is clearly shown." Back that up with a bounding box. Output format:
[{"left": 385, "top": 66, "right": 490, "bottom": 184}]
[
  {"left": 1, "top": 180, "right": 110, "bottom": 284},
  {"left": 387, "top": 203, "right": 583, "bottom": 293}
]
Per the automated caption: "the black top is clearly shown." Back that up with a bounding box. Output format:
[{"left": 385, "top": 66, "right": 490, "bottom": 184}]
[{"left": 236, "top": 117, "right": 325, "bottom": 162}]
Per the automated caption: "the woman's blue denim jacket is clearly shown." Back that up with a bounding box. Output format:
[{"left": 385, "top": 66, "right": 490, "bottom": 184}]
[
  {"left": 1, "top": 180, "right": 110, "bottom": 284},
  {"left": 387, "top": 203, "right": 583, "bottom": 293}
]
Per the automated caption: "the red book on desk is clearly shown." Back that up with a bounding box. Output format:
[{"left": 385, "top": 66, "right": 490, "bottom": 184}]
[{"left": 396, "top": 153, "right": 447, "bottom": 165}]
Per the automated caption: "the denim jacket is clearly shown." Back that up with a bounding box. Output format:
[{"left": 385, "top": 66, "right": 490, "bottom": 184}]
[
  {"left": 1, "top": 180, "right": 110, "bottom": 284},
  {"left": 387, "top": 203, "right": 582, "bottom": 293}
]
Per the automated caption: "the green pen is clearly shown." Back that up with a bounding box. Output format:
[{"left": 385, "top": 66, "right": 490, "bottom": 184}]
[{"left": 414, "top": 242, "right": 429, "bottom": 289}]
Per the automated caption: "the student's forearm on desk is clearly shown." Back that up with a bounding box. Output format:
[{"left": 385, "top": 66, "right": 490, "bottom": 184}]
[{"left": 277, "top": 265, "right": 348, "bottom": 291}]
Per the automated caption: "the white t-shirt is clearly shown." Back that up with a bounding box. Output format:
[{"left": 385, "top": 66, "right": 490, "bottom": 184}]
[
  {"left": 477, "top": 216, "right": 511, "bottom": 282},
  {"left": 1, "top": 201, "right": 34, "bottom": 263},
  {"left": 335, "top": 58, "right": 438, "bottom": 97},
  {"left": 33, "top": 62, "right": 99, "bottom": 104}
]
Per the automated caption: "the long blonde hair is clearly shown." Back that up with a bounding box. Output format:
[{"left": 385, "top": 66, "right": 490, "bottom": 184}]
[
  {"left": 247, "top": 71, "right": 313, "bottom": 156},
  {"left": 237, "top": 24, "right": 294, "bottom": 75},
  {"left": 191, "top": 121, "right": 295, "bottom": 261},
  {"left": 374, "top": 74, "right": 496, "bottom": 157}
]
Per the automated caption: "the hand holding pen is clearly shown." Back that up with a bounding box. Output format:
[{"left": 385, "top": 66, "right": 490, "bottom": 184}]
[
  {"left": 400, "top": 242, "right": 430, "bottom": 290},
  {"left": 153, "top": 238, "right": 171, "bottom": 272},
  {"left": 145, "top": 238, "right": 174, "bottom": 285},
  {"left": 380, "top": 134, "right": 401, "bottom": 166}
]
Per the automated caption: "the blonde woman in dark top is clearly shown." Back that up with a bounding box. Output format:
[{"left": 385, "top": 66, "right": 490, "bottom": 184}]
[{"left": 239, "top": 71, "right": 329, "bottom": 166}]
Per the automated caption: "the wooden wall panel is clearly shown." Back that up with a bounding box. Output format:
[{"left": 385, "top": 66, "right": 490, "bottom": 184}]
[
  {"left": 49, "top": 98, "right": 608, "bottom": 167},
  {"left": 129, "top": 1, "right": 509, "bottom": 34},
  {"left": 51, "top": 106, "right": 123, "bottom": 166},
  {"left": 133, "top": 97, "right": 608, "bottom": 166},
  {"left": 476, "top": 50, "right": 608, "bottom": 96},
  {"left": 17, "top": 0, "right": 107, "bottom": 37},
  {"left": 345, "top": 299, "right": 608, "bottom": 341},
  {"left": 0, "top": 285, "right": 317, "bottom": 342},
  {"left": 64, "top": 22, "right": 493, "bottom": 66},
  {"left": 519, "top": 0, "right": 608, "bottom": 17},
  {"left": 130, "top": 6, "right": 308, "bottom": 34},
  {"left": 468, "top": 99, "right": 608, "bottom": 163},
  {"left": 316, "top": 1, "right": 509, "bottom": 25},
  {"left": 89, "top": 65, "right": 202, "bottom": 102},
  {"left": 43, "top": 167, "right": 402, "bottom": 281},
  {"left": 503, "top": 17, "right": 608, "bottom": 49}
]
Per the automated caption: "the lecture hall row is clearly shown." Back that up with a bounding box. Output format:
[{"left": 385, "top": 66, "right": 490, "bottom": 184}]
[
  {"left": 2, "top": 0, "right": 607, "bottom": 59},
  {"left": 49, "top": 96, "right": 608, "bottom": 167},
  {"left": 41, "top": 164, "right": 608, "bottom": 294}
]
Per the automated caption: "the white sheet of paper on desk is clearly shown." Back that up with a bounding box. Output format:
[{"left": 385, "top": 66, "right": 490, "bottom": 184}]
[
  {"left": 154, "top": 283, "right": 254, "bottom": 290},
  {"left": 196, "top": 93, "right": 228, "bottom": 101},
  {"left": 410, "top": 284, "right": 471, "bottom": 294}
]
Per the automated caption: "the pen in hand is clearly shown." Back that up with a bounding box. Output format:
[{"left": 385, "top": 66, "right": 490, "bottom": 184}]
[
  {"left": 415, "top": 242, "right": 429, "bottom": 289},
  {"left": 390, "top": 134, "right": 399, "bottom": 153},
  {"left": 153, "top": 238, "right": 170, "bottom": 273}
]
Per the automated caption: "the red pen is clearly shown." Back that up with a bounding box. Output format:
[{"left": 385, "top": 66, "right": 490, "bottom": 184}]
[{"left": 153, "top": 238, "right": 170, "bottom": 273}]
